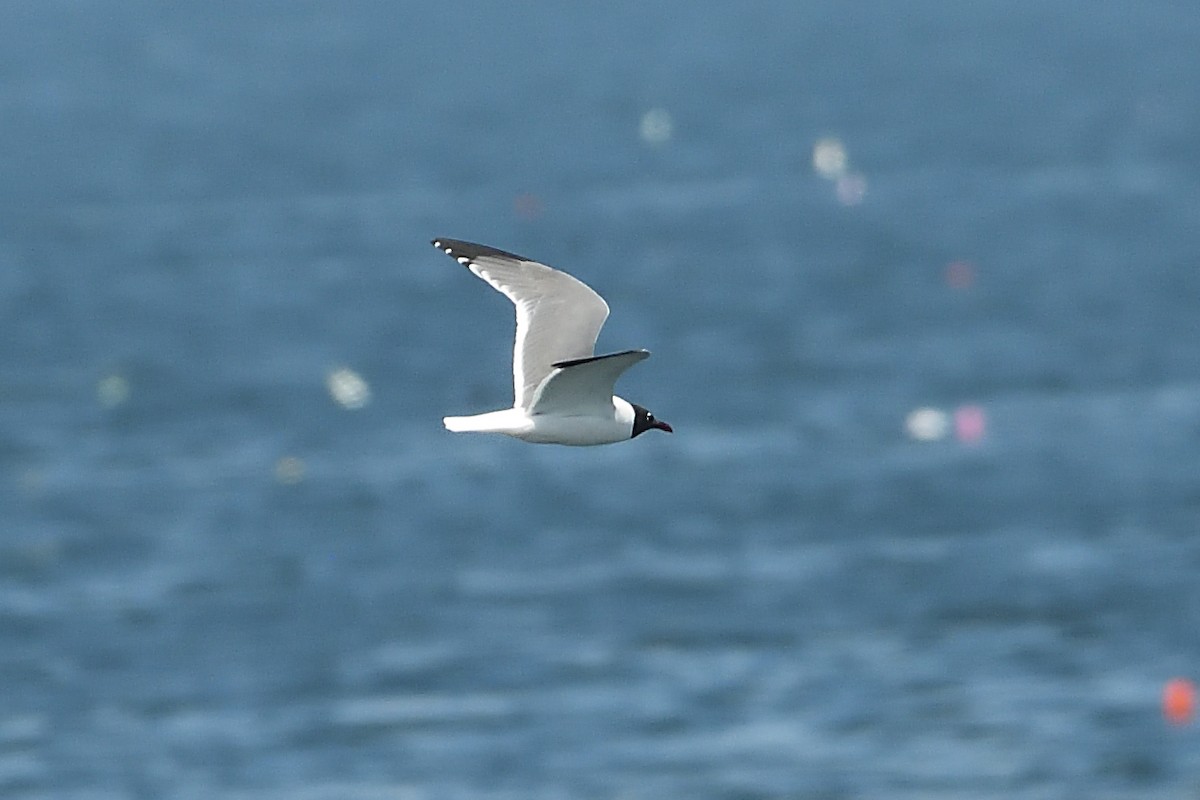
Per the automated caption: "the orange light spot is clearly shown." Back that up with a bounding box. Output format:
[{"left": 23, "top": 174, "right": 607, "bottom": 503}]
[{"left": 1163, "top": 677, "right": 1196, "bottom": 726}]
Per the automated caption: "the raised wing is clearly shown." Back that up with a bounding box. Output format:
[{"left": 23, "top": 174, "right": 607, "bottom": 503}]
[
  {"left": 433, "top": 238, "right": 610, "bottom": 409},
  {"left": 527, "top": 349, "right": 650, "bottom": 416}
]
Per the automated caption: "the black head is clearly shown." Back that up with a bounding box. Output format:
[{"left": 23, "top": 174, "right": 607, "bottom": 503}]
[{"left": 631, "top": 403, "right": 673, "bottom": 438}]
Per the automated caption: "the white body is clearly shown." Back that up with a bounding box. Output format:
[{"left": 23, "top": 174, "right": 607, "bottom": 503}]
[
  {"left": 444, "top": 396, "right": 637, "bottom": 446},
  {"left": 432, "top": 238, "right": 665, "bottom": 447}
]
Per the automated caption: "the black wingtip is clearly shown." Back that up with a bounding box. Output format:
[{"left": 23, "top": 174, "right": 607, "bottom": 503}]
[
  {"left": 431, "top": 238, "right": 531, "bottom": 264},
  {"left": 430, "top": 238, "right": 458, "bottom": 256},
  {"left": 551, "top": 349, "right": 650, "bottom": 369}
]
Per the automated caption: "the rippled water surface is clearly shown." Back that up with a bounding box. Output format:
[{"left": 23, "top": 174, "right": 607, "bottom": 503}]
[{"left": 3, "top": 2, "right": 1200, "bottom": 797}]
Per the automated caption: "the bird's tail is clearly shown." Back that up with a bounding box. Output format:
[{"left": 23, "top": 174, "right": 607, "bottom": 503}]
[
  {"left": 442, "top": 409, "right": 522, "bottom": 434},
  {"left": 443, "top": 415, "right": 477, "bottom": 432}
]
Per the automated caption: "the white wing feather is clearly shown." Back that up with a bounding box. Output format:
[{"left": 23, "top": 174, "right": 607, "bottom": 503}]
[
  {"left": 433, "top": 239, "right": 610, "bottom": 409},
  {"left": 528, "top": 350, "right": 650, "bottom": 415}
]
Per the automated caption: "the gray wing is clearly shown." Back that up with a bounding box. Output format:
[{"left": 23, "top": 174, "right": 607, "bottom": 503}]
[
  {"left": 433, "top": 238, "right": 610, "bottom": 409},
  {"left": 527, "top": 349, "right": 650, "bottom": 416}
]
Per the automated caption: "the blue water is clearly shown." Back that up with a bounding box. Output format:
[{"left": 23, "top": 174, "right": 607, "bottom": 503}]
[{"left": 3, "top": 2, "right": 1200, "bottom": 797}]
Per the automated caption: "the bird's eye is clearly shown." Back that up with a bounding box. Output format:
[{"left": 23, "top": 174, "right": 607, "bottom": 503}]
[{"left": 647, "top": 413, "right": 654, "bottom": 422}]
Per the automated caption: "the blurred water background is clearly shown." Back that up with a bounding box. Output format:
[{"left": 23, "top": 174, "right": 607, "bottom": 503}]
[{"left": 3, "top": 1, "right": 1200, "bottom": 797}]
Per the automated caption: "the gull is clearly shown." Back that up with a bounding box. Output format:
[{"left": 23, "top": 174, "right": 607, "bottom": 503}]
[{"left": 433, "top": 238, "right": 672, "bottom": 446}]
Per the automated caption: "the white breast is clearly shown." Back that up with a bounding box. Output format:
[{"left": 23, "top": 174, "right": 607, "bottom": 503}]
[{"left": 516, "top": 396, "right": 636, "bottom": 446}]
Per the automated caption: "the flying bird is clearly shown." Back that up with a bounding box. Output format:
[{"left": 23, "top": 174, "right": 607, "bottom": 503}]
[{"left": 433, "top": 238, "right": 672, "bottom": 446}]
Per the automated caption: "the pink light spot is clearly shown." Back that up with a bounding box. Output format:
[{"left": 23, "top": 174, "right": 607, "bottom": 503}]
[
  {"left": 513, "top": 192, "right": 542, "bottom": 220},
  {"left": 945, "top": 260, "right": 975, "bottom": 289},
  {"left": 954, "top": 404, "right": 986, "bottom": 444}
]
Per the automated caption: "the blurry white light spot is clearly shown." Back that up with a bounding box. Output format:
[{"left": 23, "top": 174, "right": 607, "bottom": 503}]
[
  {"left": 812, "top": 137, "right": 848, "bottom": 180},
  {"left": 327, "top": 367, "right": 370, "bottom": 410},
  {"left": 905, "top": 407, "right": 949, "bottom": 442},
  {"left": 275, "top": 456, "right": 306, "bottom": 485},
  {"left": 97, "top": 374, "right": 130, "bottom": 409},
  {"left": 639, "top": 108, "right": 673, "bottom": 144},
  {"left": 835, "top": 172, "right": 867, "bottom": 205}
]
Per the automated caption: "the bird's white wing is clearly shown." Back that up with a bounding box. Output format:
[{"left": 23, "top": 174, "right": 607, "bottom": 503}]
[
  {"left": 433, "top": 239, "right": 610, "bottom": 409},
  {"left": 527, "top": 349, "right": 650, "bottom": 416}
]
